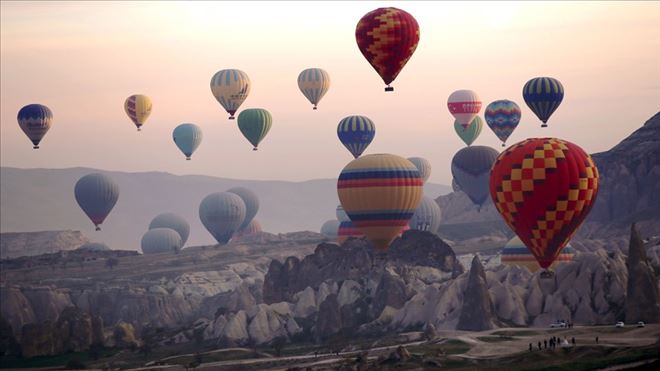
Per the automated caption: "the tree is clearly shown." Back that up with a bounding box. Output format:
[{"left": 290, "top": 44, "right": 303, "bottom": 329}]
[
  {"left": 65, "top": 359, "right": 87, "bottom": 369},
  {"left": 105, "top": 258, "right": 119, "bottom": 270},
  {"left": 271, "top": 336, "right": 287, "bottom": 357}
]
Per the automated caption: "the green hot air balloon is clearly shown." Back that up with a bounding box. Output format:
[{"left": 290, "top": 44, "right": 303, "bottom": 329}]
[
  {"left": 141, "top": 228, "right": 182, "bottom": 255},
  {"left": 227, "top": 187, "right": 259, "bottom": 231},
  {"left": 74, "top": 173, "right": 119, "bottom": 231},
  {"left": 199, "top": 192, "right": 246, "bottom": 245},
  {"left": 454, "top": 116, "right": 483, "bottom": 147},
  {"left": 237, "top": 108, "right": 272, "bottom": 150},
  {"left": 149, "top": 213, "right": 190, "bottom": 246}
]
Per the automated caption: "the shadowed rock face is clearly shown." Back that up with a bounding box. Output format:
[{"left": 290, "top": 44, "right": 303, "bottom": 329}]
[
  {"left": 263, "top": 230, "right": 463, "bottom": 304},
  {"left": 625, "top": 224, "right": 660, "bottom": 323},
  {"left": 457, "top": 256, "right": 497, "bottom": 331},
  {"left": 315, "top": 294, "right": 341, "bottom": 340}
]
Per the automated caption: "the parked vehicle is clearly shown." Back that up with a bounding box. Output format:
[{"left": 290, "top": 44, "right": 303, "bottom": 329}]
[
  {"left": 637, "top": 321, "right": 645, "bottom": 328},
  {"left": 615, "top": 321, "right": 625, "bottom": 328}
]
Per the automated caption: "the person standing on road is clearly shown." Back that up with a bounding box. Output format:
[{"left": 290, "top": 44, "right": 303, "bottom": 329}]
[
  {"left": 544, "top": 339, "right": 547, "bottom": 349},
  {"left": 529, "top": 343, "right": 533, "bottom": 352},
  {"left": 572, "top": 337, "right": 576, "bottom": 345},
  {"left": 596, "top": 336, "right": 599, "bottom": 344},
  {"left": 538, "top": 341, "right": 542, "bottom": 351}
]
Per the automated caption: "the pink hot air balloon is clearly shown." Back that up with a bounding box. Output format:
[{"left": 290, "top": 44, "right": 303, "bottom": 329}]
[{"left": 448, "top": 90, "right": 481, "bottom": 129}]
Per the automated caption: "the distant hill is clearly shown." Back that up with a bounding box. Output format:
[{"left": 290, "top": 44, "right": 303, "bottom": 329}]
[
  {"left": 0, "top": 230, "right": 89, "bottom": 259},
  {"left": 435, "top": 111, "right": 660, "bottom": 243},
  {"left": 0, "top": 167, "right": 451, "bottom": 249}
]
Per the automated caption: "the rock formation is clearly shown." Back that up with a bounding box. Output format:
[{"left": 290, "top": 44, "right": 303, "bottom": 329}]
[
  {"left": 1, "top": 230, "right": 89, "bottom": 259},
  {"left": 625, "top": 224, "right": 660, "bottom": 323},
  {"left": 457, "top": 255, "right": 497, "bottom": 331}
]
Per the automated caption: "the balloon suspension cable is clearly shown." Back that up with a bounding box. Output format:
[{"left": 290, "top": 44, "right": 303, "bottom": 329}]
[{"left": 95, "top": 226, "right": 101, "bottom": 231}]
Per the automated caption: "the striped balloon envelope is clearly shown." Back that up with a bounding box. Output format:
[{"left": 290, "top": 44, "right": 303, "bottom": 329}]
[
  {"left": 124, "top": 94, "right": 152, "bottom": 131},
  {"left": 337, "top": 220, "right": 409, "bottom": 244},
  {"left": 210, "top": 69, "right": 251, "bottom": 119},
  {"left": 448, "top": 90, "right": 481, "bottom": 129},
  {"left": 337, "top": 154, "right": 423, "bottom": 250},
  {"left": 522, "top": 77, "right": 564, "bottom": 127},
  {"left": 297, "top": 68, "right": 330, "bottom": 110},
  {"left": 407, "top": 157, "right": 432, "bottom": 183},
  {"left": 501, "top": 236, "right": 575, "bottom": 273},
  {"left": 337, "top": 115, "right": 375, "bottom": 158}
]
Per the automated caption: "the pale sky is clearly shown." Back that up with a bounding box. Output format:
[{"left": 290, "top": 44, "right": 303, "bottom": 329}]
[{"left": 2, "top": 1, "right": 659, "bottom": 184}]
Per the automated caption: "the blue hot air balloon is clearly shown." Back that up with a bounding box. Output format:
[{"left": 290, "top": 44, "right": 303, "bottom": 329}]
[
  {"left": 451, "top": 146, "right": 499, "bottom": 210},
  {"left": 522, "top": 77, "right": 564, "bottom": 127},
  {"left": 337, "top": 115, "right": 375, "bottom": 158},
  {"left": 173, "top": 123, "right": 203, "bottom": 160}
]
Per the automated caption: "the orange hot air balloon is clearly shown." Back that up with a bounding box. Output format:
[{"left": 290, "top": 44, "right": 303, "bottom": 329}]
[
  {"left": 490, "top": 138, "right": 599, "bottom": 270},
  {"left": 337, "top": 154, "right": 423, "bottom": 250},
  {"left": 355, "top": 7, "right": 420, "bottom": 92}
]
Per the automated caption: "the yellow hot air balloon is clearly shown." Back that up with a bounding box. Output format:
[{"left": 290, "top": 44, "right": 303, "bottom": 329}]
[
  {"left": 210, "top": 69, "right": 251, "bottom": 119},
  {"left": 337, "top": 154, "right": 423, "bottom": 250},
  {"left": 124, "top": 94, "right": 152, "bottom": 131}
]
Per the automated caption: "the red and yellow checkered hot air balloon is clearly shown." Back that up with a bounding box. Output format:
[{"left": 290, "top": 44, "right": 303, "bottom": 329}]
[
  {"left": 490, "top": 138, "right": 599, "bottom": 271},
  {"left": 355, "top": 7, "right": 420, "bottom": 92}
]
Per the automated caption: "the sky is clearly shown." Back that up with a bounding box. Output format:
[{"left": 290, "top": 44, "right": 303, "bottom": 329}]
[{"left": 1, "top": 1, "right": 659, "bottom": 185}]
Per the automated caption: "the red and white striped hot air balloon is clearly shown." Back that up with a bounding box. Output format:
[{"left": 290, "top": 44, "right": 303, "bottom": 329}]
[{"left": 448, "top": 90, "right": 481, "bottom": 129}]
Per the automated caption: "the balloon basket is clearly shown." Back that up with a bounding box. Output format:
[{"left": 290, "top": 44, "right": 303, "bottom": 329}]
[
  {"left": 540, "top": 270, "right": 555, "bottom": 279},
  {"left": 313, "top": 106, "right": 317, "bottom": 110},
  {"left": 229, "top": 116, "right": 235, "bottom": 120},
  {"left": 502, "top": 143, "right": 506, "bottom": 147},
  {"left": 384, "top": 86, "right": 394, "bottom": 92},
  {"left": 33, "top": 145, "right": 39, "bottom": 149},
  {"left": 137, "top": 127, "right": 141, "bottom": 131},
  {"left": 253, "top": 147, "right": 258, "bottom": 151},
  {"left": 186, "top": 157, "right": 191, "bottom": 160},
  {"left": 95, "top": 226, "right": 101, "bottom": 231},
  {"left": 541, "top": 123, "right": 548, "bottom": 128}
]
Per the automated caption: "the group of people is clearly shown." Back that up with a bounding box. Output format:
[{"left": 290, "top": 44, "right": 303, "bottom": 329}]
[{"left": 529, "top": 336, "right": 576, "bottom": 351}]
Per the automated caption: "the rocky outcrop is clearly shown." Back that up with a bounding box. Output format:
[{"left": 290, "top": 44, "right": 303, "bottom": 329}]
[
  {"left": 112, "top": 321, "right": 140, "bottom": 348},
  {"left": 263, "top": 231, "right": 463, "bottom": 304},
  {"left": 625, "top": 224, "right": 660, "bottom": 323},
  {"left": 457, "top": 256, "right": 497, "bottom": 331},
  {"left": 0, "top": 230, "right": 89, "bottom": 259},
  {"left": 315, "top": 294, "right": 341, "bottom": 340},
  {"left": 19, "top": 306, "right": 104, "bottom": 358}
]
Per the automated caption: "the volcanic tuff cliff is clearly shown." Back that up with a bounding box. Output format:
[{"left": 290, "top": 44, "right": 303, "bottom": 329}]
[
  {"left": 0, "top": 230, "right": 89, "bottom": 259},
  {"left": 625, "top": 224, "right": 660, "bottom": 323}
]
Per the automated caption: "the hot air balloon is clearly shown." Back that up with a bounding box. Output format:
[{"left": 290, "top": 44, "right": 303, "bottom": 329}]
[
  {"left": 490, "top": 138, "right": 599, "bottom": 271},
  {"left": 355, "top": 7, "right": 420, "bottom": 92},
  {"left": 337, "top": 115, "right": 375, "bottom": 158},
  {"left": 454, "top": 116, "right": 483, "bottom": 147},
  {"left": 501, "top": 236, "right": 575, "bottom": 273},
  {"left": 451, "top": 146, "right": 499, "bottom": 209},
  {"left": 336, "top": 205, "right": 350, "bottom": 222},
  {"left": 337, "top": 154, "right": 423, "bottom": 250},
  {"left": 227, "top": 187, "right": 259, "bottom": 231},
  {"left": 321, "top": 220, "right": 341, "bottom": 239},
  {"left": 210, "top": 69, "right": 251, "bottom": 119},
  {"left": 452, "top": 178, "right": 462, "bottom": 193},
  {"left": 172, "top": 123, "right": 203, "bottom": 160},
  {"left": 74, "top": 173, "right": 119, "bottom": 231},
  {"left": 149, "top": 213, "right": 190, "bottom": 246},
  {"left": 337, "top": 220, "right": 365, "bottom": 244},
  {"left": 234, "top": 219, "right": 263, "bottom": 240},
  {"left": 199, "top": 192, "right": 246, "bottom": 245},
  {"left": 141, "top": 228, "right": 182, "bottom": 255},
  {"left": 484, "top": 100, "right": 521, "bottom": 147},
  {"left": 237, "top": 108, "right": 272, "bottom": 150},
  {"left": 448, "top": 90, "right": 481, "bottom": 129},
  {"left": 409, "top": 196, "right": 442, "bottom": 232},
  {"left": 298, "top": 68, "right": 330, "bottom": 110},
  {"left": 124, "top": 94, "right": 152, "bottom": 131},
  {"left": 17, "top": 104, "right": 52, "bottom": 149},
  {"left": 407, "top": 157, "right": 432, "bottom": 183},
  {"left": 522, "top": 77, "right": 564, "bottom": 127}
]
